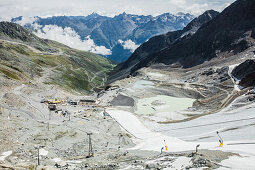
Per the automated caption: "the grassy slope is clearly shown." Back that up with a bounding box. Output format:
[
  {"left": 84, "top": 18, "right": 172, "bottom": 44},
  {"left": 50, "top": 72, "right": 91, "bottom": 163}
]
[{"left": 0, "top": 22, "right": 115, "bottom": 94}]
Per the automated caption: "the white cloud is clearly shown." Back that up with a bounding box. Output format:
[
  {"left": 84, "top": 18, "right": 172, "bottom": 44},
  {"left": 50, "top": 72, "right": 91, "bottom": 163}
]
[
  {"left": 186, "top": 3, "right": 209, "bottom": 16},
  {"left": 0, "top": 0, "right": 235, "bottom": 20},
  {"left": 15, "top": 16, "right": 38, "bottom": 26},
  {"left": 34, "top": 24, "right": 111, "bottom": 55},
  {"left": 118, "top": 39, "right": 139, "bottom": 52}
]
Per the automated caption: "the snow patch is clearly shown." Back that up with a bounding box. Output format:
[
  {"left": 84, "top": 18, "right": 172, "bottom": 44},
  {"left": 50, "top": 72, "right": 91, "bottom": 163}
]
[
  {"left": 181, "top": 28, "right": 198, "bottom": 38},
  {"left": 105, "top": 97, "right": 255, "bottom": 169},
  {"left": 39, "top": 148, "right": 48, "bottom": 156},
  {"left": 218, "top": 155, "right": 255, "bottom": 170},
  {"left": 52, "top": 158, "right": 62, "bottom": 162},
  {"left": 228, "top": 64, "right": 243, "bottom": 91},
  {"left": 66, "top": 160, "right": 82, "bottom": 164},
  {"left": 0, "top": 151, "right": 12, "bottom": 161},
  {"left": 106, "top": 108, "right": 200, "bottom": 152}
]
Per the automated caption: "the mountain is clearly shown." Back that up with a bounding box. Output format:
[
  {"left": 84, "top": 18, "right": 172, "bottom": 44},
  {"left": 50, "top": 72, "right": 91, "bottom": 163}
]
[
  {"left": 109, "top": 0, "right": 255, "bottom": 83},
  {"left": 108, "top": 10, "right": 219, "bottom": 82},
  {"left": 11, "top": 13, "right": 194, "bottom": 63},
  {"left": 232, "top": 59, "right": 255, "bottom": 87},
  {"left": 0, "top": 21, "right": 115, "bottom": 93}
]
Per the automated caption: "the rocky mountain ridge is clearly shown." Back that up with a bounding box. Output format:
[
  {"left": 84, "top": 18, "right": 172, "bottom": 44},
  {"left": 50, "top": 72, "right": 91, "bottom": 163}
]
[
  {"left": 109, "top": 0, "right": 255, "bottom": 83},
  {"left": 108, "top": 10, "right": 219, "bottom": 83},
  {"left": 12, "top": 12, "right": 194, "bottom": 63}
]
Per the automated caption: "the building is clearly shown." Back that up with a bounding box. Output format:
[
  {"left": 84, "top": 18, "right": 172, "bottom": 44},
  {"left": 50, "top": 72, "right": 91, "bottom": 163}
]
[
  {"left": 79, "top": 99, "right": 96, "bottom": 106},
  {"left": 48, "top": 104, "right": 57, "bottom": 111},
  {"left": 105, "top": 85, "right": 120, "bottom": 91},
  {"left": 69, "top": 100, "right": 78, "bottom": 106}
]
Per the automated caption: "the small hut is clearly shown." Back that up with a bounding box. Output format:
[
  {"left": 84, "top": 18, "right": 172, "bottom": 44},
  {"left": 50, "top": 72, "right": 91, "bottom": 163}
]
[
  {"left": 79, "top": 99, "right": 96, "bottom": 106},
  {"left": 69, "top": 100, "right": 78, "bottom": 106},
  {"left": 48, "top": 104, "right": 57, "bottom": 111}
]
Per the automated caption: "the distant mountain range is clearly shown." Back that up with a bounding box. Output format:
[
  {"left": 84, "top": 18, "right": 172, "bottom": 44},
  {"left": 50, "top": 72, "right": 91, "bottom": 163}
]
[
  {"left": 108, "top": 10, "right": 219, "bottom": 82},
  {"left": 11, "top": 12, "right": 194, "bottom": 63},
  {"left": 109, "top": 0, "right": 255, "bottom": 83}
]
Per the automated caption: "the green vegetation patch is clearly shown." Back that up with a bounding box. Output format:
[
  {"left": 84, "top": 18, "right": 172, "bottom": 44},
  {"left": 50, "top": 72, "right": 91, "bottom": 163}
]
[
  {"left": 33, "top": 55, "right": 58, "bottom": 67},
  {"left": 2, "top": 63, "right": 23, "bottom": 73},
  {"left": 61, "top": 68, "right": 91, "bottom": 92},
  {"left": 54, "top": 131, "right": 69, "bottom": 140},
  {"left": 0, "top": 28, "right": 116, "bottom": 94},
  {"left": 4, "top": 44, "right": 30, "bottom": 56},
  {"left": 65, "top": 49, "right": 115, "bottom": 72},
  {"left": 0, "top": 68, "right": 20, "bottom": 80}
]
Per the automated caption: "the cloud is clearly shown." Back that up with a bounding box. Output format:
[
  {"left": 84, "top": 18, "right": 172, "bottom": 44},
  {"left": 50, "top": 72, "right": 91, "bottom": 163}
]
[
  {"left": 118, "top": 39, "right": 139, "bottom": 52},
  {"left": 185, "top": 3, "right": 209, "bottom": 16},
  {"left": 0, "top": 17, "right": 5, "bottom": 22},
  {"left": 34, "top": 24, "right": 111, "bottom": 55},
  {"left": 0, "top": 0, "right": 235, "bottom": 20},
  {"left": 14, "top": 16, "right": 38, "bottom": 26}
]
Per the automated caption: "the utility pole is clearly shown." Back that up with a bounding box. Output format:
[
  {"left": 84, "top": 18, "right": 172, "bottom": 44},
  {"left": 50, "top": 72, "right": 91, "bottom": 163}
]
[
  {"left": 118, "top": 133, "right": 121, "bottom": 145},
  {"left": 0, "top": 107, "right": 3, "bottom": 115},
  {"left": 36, "top": 146, "right": 44, "bottom": 166},
  {"left": 47, "top": 122, "right": 49, "bottom": 131},
  {"left": 87, "top": 133, "right": 93, "bottom": 157},
  {"left": 37, "top": 147, "right": 40, "bottom": 165},
  {"left": 48, "top": 111, "right": 51, "bottom": 120}
]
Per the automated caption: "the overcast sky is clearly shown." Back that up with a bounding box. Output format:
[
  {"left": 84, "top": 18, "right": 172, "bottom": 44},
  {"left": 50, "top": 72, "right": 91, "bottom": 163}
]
[{"left": 1, "top": 0, "right": 235, "bottom": 20}]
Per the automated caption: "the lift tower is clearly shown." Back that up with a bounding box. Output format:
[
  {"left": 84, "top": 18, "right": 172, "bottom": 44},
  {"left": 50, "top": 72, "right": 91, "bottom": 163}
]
[{"left": 87, "top": 133, "right": 94, "bottom": 157}]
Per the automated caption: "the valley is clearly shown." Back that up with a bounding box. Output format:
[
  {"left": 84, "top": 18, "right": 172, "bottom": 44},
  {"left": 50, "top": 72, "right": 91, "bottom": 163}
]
[
  {"left": 12, "top": 12, "right": 194, "bottom": 63},
  {"left": 103, "top": 45, "right": 255, "bottom": 169},
  {"left": 0, "top": 0, "right": 255, "bottom": 169},
  {"left": 1, "top": 44, "right": 254, "bottom": 169}
]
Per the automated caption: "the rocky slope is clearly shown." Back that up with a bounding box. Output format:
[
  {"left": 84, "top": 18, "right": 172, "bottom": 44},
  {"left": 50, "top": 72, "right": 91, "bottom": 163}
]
[
  {"left": 1, "top": 4, "right": 255, "bottom": 168},
  {"left": 232, "top": 59, "right": 255, "bottom": 87},
  {"left": 0, "top": 21, "right": 137, "bottom": 170},
  {"left": 109, "top": 0, "right": 255, "bottom": 83},
  {"left": 12, "top": 12, "right": 194, "bottom": 63},
  {"left": 0, "top": 21, "right": 115, "bottom": 94},
  {"left": 108, "top": 10, "right": 219, "bottom": 83}
]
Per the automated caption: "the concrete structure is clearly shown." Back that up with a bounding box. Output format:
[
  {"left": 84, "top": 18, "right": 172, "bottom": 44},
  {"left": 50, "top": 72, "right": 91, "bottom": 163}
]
[{"left": 79, "top": 99, "right": 96, "bottom": 106}]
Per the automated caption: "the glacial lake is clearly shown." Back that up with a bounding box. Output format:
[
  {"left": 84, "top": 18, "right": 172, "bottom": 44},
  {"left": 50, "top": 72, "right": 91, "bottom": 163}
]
[
  {"left": 135, "top": 95, "right": 196, "bottom": 121},
  {"left": 133, "top": 80, "right": 154, "bottom": 89}
]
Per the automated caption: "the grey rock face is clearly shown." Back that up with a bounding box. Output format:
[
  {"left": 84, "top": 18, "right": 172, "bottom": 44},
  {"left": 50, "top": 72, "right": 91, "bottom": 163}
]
[
  {"left": 109, "top": 0, "right": 255, "bottom": 83},
  {"left": 108, "top": 10, "right": 219, "bottom": 83},
  {"left": 232, "top": 59, "right": 255, "bottom": 80},
  {"left": 232, "top": 59, "right": 255, "bottom": 87}
]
